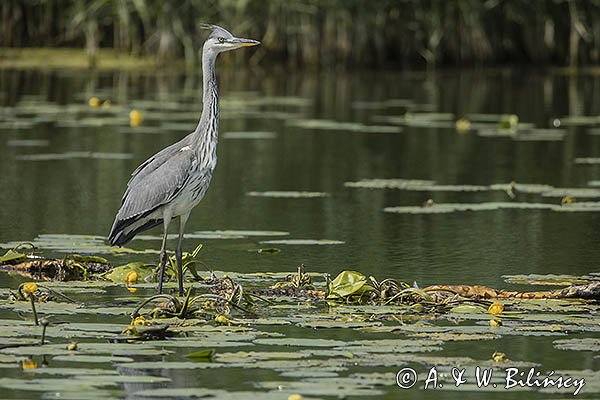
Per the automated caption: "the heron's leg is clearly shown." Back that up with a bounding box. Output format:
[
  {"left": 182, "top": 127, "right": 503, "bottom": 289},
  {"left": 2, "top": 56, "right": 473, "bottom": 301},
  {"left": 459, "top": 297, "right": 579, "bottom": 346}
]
[
  {"left": 157, "top": 216, "right": 172, "bottom": 294},
  {"left": 176, "top": 211, "right": 191, "bottom": 296}
]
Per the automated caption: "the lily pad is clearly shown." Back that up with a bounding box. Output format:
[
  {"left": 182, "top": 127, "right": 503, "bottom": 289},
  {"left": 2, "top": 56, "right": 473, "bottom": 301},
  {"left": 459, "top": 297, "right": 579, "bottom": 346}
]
[
  {"left": 246, "top": 191, "right": 328, "bottom": 198},
  {"left": 384, "top": 202, "right": 554, "bottom": 214},
  {"left": 502, "top": 274, "right": 592, "bottom": 286},
  {"left": 15, "top": 152, "right": 132, "bottom": 161},
  {"left": 53, "top": 355, "right": 134, "bottom": 363},
  {"left": 541, "top": 188, "right": 600, "bottom": 198},
  {"left": 6, "top": 139, "right": 50, "bottom": 147},
  {"left": 553, "top": 338, "right": 600, "bottom": 352},
  {"left": 287, "top": 118, "right": 402, "bottom": 133},
  {"left": 223, "top": 131, "right": 277, "bottom": 139},
  {"left": 132, "top": 388, "right": 308, "bottom": 399},
  {"left": 259, "top": 239, "right": 344, "bottom": 245},
  {"left": 253, "top": 338, "right": 348, "bottom": 347}
]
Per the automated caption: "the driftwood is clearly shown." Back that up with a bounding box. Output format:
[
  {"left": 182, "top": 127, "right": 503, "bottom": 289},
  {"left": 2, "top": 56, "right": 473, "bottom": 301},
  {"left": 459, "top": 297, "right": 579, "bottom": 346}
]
[
  {"left": 1, "top": 258, "right": 111, "bottom": 281},
  {"left": 424, "top": 282, "right": 600, "bottom": 300},
  {"left": 2, "top": 257, "right": 599, "bottom": 301}
]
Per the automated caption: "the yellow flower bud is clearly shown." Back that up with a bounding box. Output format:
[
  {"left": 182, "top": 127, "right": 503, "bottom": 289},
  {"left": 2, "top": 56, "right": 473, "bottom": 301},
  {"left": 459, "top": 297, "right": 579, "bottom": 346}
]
[
  {"left": 22, "top": 282, "right": 38, "bottom": 295},
  {"left": 132, "top": 316, "right": 148, "bottom": 326},
  {"left": 88, "top": 97, "right": 100, "bottom": 107},
  {"left": 487, "top": 302, "right": 504, "bottom": 316},
  {"left": 492, "top": 351, "right": 508, "bottom": 362},
  {"left": 455, "top": 118, "right": 471, "bottom": 133},
  {"left": 489, "top": 319, "right": 502, "bottom": 328},
  {"left": 125, "top": 270, "right": 138, "bottom": 285},
  {"left": 21, "top": 358, "right": 38, "bottom": 369},
  {"left": 129, "top": 110, "right": 143, "bottom": 127},
  {"left": 214, "top": 315, "right": 231, "bottom": 326}
]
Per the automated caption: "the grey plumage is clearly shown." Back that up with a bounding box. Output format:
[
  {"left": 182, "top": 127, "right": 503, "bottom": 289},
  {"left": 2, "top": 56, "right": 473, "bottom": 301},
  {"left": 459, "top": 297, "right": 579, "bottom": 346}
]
[{"left": 109, "top": 25, "right": 260, "bottom": 295}]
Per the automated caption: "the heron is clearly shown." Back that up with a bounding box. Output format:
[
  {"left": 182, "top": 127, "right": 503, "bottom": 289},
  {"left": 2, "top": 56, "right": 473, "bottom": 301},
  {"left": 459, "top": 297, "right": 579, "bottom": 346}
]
[{"left": 108, "top": 24, "right": 260, "bottom": 295}]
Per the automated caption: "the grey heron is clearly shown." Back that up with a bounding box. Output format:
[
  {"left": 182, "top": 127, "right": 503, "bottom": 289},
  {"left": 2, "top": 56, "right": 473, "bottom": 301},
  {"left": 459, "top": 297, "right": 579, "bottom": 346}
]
[{"left": 108, "top": 24, "right": 259, "bottom": 295}]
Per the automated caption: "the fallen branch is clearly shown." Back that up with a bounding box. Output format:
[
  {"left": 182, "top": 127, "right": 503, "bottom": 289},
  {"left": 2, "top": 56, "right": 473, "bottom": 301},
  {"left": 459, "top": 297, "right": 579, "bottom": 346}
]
[{"left": 424, "top": 282, "right": 600, "bottom": 300}]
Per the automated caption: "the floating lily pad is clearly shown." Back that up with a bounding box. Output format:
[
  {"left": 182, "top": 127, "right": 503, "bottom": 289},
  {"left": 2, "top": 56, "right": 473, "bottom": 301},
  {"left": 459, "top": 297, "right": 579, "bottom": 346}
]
[
  {"left": 287, "top": 118, "right": 402, "bottom": 133},
  {"left": 223, "top": 131, "right": 277, "bottom": 139},
  {"left": 253, "top": 338, "right": 348, "bottom": 347},
  {"left": 0, "top": 377, "right": 108, "bottom": 392},
  {"left": 53, "top": 355, "right": 134, "bottom": 363},
  {"left": 24, "top": 367, "right": 119, "bottom": 376},
  {"left": 15, "top": 151, "right": 133, "bottom": 161},
  {"left": 132, "top": 388, "right": 305, "bottom": 399},
  {"left": 255, "top": 378, "right": 386, "bottom": 397},
  {"left": 6, "top": 139, "right": 50, "bottom": 147},
  {"left": 208, "top": 230, "right": 289, "bottom": 237},
  {"left": 117, "top": 361, "right": 222, "bottom": 369},
  {"left": 552, "top": 115, "right": 600, "bottom": 126},
  {"left": 502, "top": 274, "right": 591, "bottom": 286},
  {"left": 553, "top": 338, "right": 600, "bottom": 352},
  {"left": 1, "top": 234, "right": 112, "bottom": 254},
  {"left": 541, "top": 188, "right": 600, "bottom": 198},
  {"left": 259, "top": 239, "right": 344, "bottom": 245},
  {"left": 372, "top": 112, "right": 455, "bottom": 128},
  {"left": 512, "top": 129, "right": 566, "bottom": 141},
  {"left": 246, "top": 191, "right": 328, "bottom": 198},
  {"left": 384, "top": 202, "right": 554, "bottom": 214}
]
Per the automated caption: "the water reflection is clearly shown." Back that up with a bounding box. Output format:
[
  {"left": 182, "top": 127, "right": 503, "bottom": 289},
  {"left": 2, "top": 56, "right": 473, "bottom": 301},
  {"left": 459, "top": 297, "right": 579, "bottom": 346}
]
[{"left": 0, "top": 67, "right": 599, "bottom": 289}]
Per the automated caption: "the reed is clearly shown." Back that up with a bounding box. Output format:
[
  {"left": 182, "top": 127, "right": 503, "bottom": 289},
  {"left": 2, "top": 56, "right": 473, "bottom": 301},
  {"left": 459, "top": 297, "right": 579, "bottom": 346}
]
[{"left": 1, "top": 0, "right": 598, "bottom": 68}]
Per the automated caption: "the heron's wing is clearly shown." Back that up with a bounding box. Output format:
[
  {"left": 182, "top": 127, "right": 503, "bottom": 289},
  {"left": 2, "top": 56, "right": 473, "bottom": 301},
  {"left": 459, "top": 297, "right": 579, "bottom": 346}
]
[
  {"left": 116, "top": 147, "right": 198, "bottom": 223},
  {"left": 123, "top": 133, "right": 194, "bottom": 202}
]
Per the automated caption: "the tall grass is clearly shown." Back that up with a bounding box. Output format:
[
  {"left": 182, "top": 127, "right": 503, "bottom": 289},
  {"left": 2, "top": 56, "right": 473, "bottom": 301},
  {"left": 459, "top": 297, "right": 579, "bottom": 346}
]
[{"left": 1, "top": 0, "right": 599, "bottom": 68}]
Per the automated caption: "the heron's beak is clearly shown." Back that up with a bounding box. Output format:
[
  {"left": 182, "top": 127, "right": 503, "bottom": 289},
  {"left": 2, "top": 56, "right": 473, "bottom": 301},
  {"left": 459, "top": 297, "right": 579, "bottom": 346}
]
[{"left": 229, "top": 37, "right": 260, "bottom": 47}]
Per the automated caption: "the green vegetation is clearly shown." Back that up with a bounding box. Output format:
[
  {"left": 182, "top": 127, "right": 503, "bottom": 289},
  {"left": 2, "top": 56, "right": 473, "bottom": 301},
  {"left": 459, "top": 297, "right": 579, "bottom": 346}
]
[
  {"left": 1, "top": 0, "right": 599, "bottom": 68},
  {"left": 0, "top": 250, "right": 599, "bottom": 397}
]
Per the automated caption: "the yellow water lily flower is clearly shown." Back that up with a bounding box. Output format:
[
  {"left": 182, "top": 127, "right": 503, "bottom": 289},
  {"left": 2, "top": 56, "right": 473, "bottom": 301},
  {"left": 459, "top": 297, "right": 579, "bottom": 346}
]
[
  {"left": 561, "top": 196, "right": 575, "bottom": 205},
  {"left": 489, "top": 319, "right": 502, "bottom": 327},
  {"left": 488, "top": 302, "right": 504, "bottom": 315},
  {"left": 215, "top": 315, "right": 231, "bottom": 326},
  {"left": 125, "top": 270, "right": 138, "bottom": 285},
  {"left": 66, "top": 342, "right": 78, "bottom": 351},
  {"left": 129, "top": 110, "right": 143, "bottom": 127},
  {"left": 22, "top": 282, "right": 38, "bottom": 295},
  {"left": 132, "top": 316, "right": 148, "bottom": 326},
  {"left": 21, "top": 358, "right": 38, "bottom": 369},
  {"left": 88, "top": 97, "right": 101, "bottom": 107},
  {"left": 492, "top": 351, "right": 508, "bottom": 362},
  {"left": 455, "top": 118, "right": 471, "bottom": 133}
]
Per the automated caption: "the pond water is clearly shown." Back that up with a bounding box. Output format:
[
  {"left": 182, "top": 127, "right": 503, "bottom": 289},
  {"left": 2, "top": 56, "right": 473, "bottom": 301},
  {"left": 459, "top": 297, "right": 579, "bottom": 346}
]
[{"left": 0, "top": 65, "right": 598, "bottom": 399}]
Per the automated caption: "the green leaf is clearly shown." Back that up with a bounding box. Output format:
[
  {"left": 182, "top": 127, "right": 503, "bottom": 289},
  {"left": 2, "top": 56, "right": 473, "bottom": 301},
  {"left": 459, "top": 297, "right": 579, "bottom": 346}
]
[
  {"left": 0, "top": 249, "right": 26, "bottom": 264},
  {"left": 326, "top": 271, "right": 373, "bottom": 299},
  {"left": 70, "top": 254, "right": 110, "bottom": 264},
  {"left": 101, "top": 262, "right": 154, "bottom": 283},
  {"left": 184, "top": 349, "right": 216, "bottom": 361},
  {"left": 449, "top": 304, "right": 488, "bottom": 314}
]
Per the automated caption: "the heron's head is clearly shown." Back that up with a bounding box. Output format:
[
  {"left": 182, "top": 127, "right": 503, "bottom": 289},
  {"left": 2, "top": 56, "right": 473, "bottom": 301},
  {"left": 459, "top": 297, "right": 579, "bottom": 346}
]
[{"left": 200, "top": 24, "right": 260, "bottom": 55}]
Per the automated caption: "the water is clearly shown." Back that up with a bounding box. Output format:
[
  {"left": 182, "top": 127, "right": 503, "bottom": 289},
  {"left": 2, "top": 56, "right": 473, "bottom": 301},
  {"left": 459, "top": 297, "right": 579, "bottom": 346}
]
[{"left": 0, "top": 66, "right": 598, "bottom": 398}]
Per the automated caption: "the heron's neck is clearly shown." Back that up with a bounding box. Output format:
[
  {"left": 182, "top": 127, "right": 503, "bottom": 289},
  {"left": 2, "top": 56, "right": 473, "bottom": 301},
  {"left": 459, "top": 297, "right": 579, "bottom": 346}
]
[{"left": 194, "top": 51, "right": 219, "bottom": 146}]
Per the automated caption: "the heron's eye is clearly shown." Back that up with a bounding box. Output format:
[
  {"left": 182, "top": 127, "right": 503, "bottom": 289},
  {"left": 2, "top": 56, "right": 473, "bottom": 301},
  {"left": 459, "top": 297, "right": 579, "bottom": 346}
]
[{"left": 218, "top": 37, "right": 225, "bottom": 43}]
